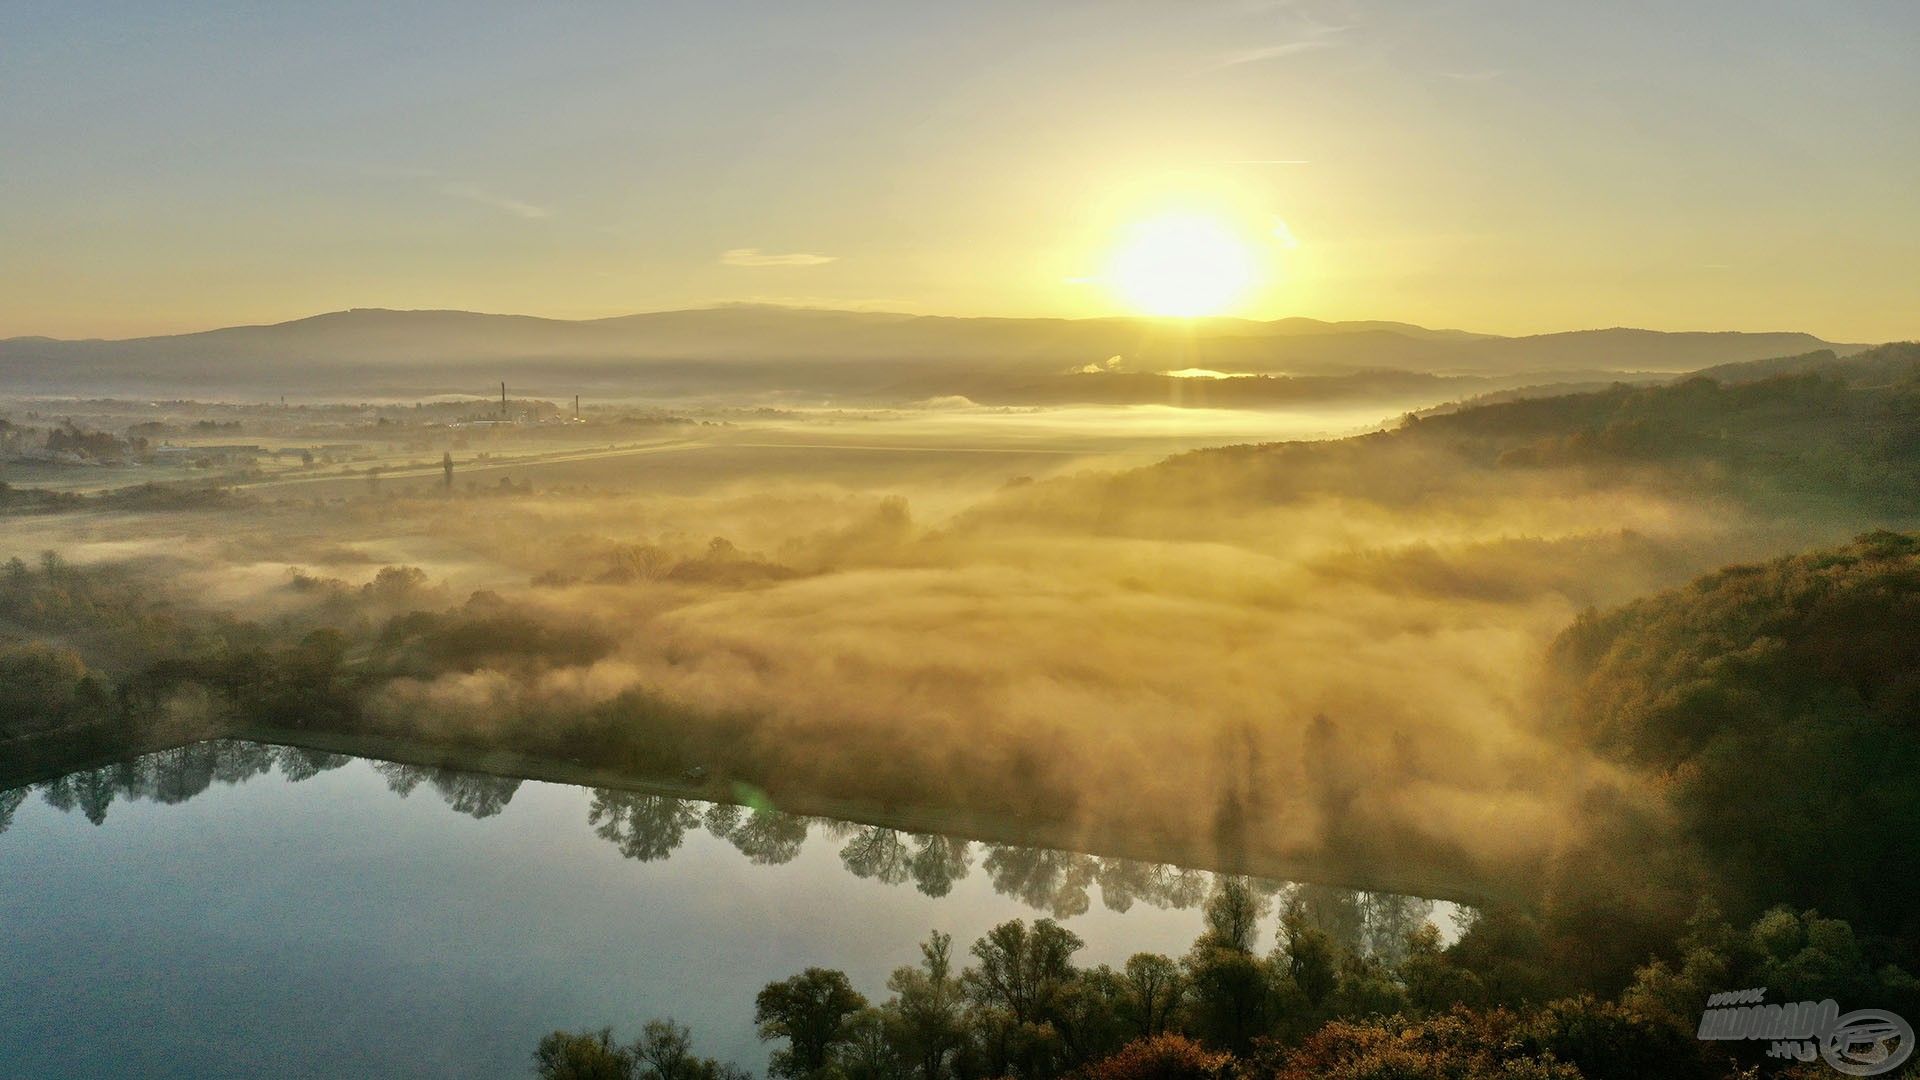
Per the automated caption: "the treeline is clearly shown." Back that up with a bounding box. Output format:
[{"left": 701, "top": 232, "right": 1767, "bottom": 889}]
[
  {"left": 536, "top": 880, "right": 1917, "bottom": 1080},
  {"left": 0, "top": 479, "right": 242, "bottom": 516},
  {"left": 1403, "top": 342, "right": 1920, "bottom": 512},
  {"left": 1, "top": 548, "right": 1064, "bottom": 820},
  {"left": 0, "top": 554, "right": 626, "bottom": 746},
  {"left": 0, "top": 549, "right": 1032, "bottom": 822}
]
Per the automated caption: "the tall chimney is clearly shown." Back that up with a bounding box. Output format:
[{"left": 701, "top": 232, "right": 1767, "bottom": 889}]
[{"left": 500, "top": 381, "right": 507, "bottom": 419}]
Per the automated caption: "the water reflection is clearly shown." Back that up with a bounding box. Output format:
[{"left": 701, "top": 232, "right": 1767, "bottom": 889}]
[
  {"left": 375, "top": 761, "right": 524, "bottom": 818},
  {"left": 4, "top": 741, "right": 1444, "bottom": 953},
  {"left": 827, "top": 823, "right": 974, "bottom": 898},
  {"left": 0, "top": 784, "right": 25, "bottom": 834}
]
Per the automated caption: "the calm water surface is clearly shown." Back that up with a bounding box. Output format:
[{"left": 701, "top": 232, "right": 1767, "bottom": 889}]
[{"left": 0, "top": 742, "right": 1457, "bottom": 1079}]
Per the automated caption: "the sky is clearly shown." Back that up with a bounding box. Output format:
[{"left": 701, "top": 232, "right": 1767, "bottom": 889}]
[{"left": 2, "top": 0, "right": 1916, "bottom": 341}]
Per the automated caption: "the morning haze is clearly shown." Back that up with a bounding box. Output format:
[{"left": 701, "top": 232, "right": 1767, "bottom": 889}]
[
  {"left": 4, "top": 2, "right": 1919, "bottom": 1079},
  {"left": 4, "top": 1, "right": 1917, "bottom": 339}
]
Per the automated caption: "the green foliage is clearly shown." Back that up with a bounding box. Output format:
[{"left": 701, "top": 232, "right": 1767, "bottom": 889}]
[
  {"left": 1119, "top": 954, "right": 1186, "bottom": 1039},
  {"left": 963, "top": 919, "right": 1087, "bottom": 1078},
  {"left": 1550, "top": 531, "right": 1920, "bottom": 954},
  {"left": 546, "top": 865, "right": 1920, "bottom": 1080},
  {"left": 632, "top": 1019, "right": 749, "bottom": 1080},
  {"left": 534, "top": 1029, "right": 632, "bottom": 1080},
  {"left": 1516, "top": 996, "right": 1714, "bottom": 1080},
  {"left": 884, "top": 932, "right": 967, "bottom": 1080},
  {"left": 756, "top": 968, "right": 870, "bottom": 1079},
  {"left": 1277, "top": 901, "right": 1339, "bottom": 1008},
  {"left": 1623, "top": 902, "right": 1920, "bottom": 1041},
  {"left": 533, "top": 1021, "right": 746, "bottom": 1080},
  {"left": 0, "top": 641, "right": 96, "bottom": 739}
]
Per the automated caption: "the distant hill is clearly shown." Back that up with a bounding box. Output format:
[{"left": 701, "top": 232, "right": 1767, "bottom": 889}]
[
  {"left": 979, "top": 341, "right": 1920, "bottom": 536},
  {"left": 0, "top": 306, "right": 1869, "bottom": 401}
]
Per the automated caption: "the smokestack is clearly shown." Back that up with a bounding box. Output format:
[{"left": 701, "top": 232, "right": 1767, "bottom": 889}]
[
  {"left": 500, "top": 381, "right": 507, "bottom": 419},
  {"left": 574, "top": 395, "right": 580, "bottom": 420}
]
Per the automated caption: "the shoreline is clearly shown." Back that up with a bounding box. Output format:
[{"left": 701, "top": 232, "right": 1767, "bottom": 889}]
[{"left": 3, "top": 720, "right": 1522, "bottom": 909}]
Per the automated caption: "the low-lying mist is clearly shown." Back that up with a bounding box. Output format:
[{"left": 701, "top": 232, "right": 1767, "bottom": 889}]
[{"left": 10, "top": 400, "right": 1876, "bottom": 912}]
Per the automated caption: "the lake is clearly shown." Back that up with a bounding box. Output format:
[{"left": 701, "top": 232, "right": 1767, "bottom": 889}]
[{"left": 0, "top": 742, "right": 1459, "bottom": 1079}]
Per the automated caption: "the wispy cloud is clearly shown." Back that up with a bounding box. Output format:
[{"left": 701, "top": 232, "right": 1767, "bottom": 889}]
[
  {"left": 1211, "top": 36, "right": 1342, "bottom": 69},
  {"left": 441, "top": 182, "right": 552, "bottom": 220},
  {"left": 1206, "top": 0, "right": 1354, "bottom": 72},
  {"left": 720, "top": 248, "right": 837, "bottom": 268},
  {"left": 1438, "top": 69, "right": 1504, "bottom": 83}
]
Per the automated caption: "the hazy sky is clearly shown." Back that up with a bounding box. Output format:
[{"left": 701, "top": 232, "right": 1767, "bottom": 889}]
[{"left": 4, "top": 0, "right": 1916, "bottom": 340}]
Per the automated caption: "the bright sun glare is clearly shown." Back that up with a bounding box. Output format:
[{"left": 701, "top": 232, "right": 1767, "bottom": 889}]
[{"left": 1106, "top": 212, "right": 1260, "bottom": 317}]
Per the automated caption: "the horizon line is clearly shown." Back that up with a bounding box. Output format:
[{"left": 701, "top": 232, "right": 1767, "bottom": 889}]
[{"left": 0, "top": 303, "right": 1880, "bottom": 347}]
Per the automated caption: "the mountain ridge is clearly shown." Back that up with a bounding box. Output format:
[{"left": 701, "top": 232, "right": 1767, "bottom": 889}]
[{"left": 0, "top": 305, "right": 1875, "bottom": 401}]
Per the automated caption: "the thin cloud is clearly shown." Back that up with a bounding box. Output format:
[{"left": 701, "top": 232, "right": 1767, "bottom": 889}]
[
  {"left": 1203, "top": 5, "right": 1353, "bottom": 73},
  {"left": 1211, "top": 37, "right": 1340, "bottom": 69},
  {"left": 1216, "top": 159, "right": 1313, "bottom": 165},
  {"left": 721, "top": 248, "right": 838, "bottom": 268},
  {"left": 440, "top": 182, "right": 552, "bottom": 220},
  {"left": 1439, "top": 69, "right": 1504, "bottom": 82}
]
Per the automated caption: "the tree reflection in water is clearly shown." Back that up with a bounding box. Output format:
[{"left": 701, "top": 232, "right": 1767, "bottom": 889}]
[
  {"left": 589, "top": 792, "right": 701, "bottom": 861},
  {"left": 374, "top": 761, "right": 524, "bottom": 818},
  {"left": 0, "top": 785, "right": 25, "bottom": 835},
  {"left": 827, "top": 823, "right": 974, "bottom": 898},
  {"left": 5, "top": 741, "right": 1444, "bottom": 941},
  {"left": 725, "top": 808, "right": 810, "bottom": 866}
]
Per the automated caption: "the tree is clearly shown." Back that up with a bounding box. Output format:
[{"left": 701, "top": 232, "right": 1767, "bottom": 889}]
[
  {"left": 884, "top": 932, "right": 966, "bottom": 1080},
  {"left": 1119, "top": 953, "right": 1185, "bottom": 1038},
  {"left": 534, "top": 1028, "right": 632, "bottom": 1080},
  {"left": 837, "top": 1008, "right": 909, "bottom": 1080},
  {"left": 1324, "top": 953, "right": 1408, "bottom": 1021},
  {"left": 1275, "top": 902, "right": 1338, "bottom": 1008},
  {"left": 963, "top": 919, "right": 1086, "bottom": 1078},
  {"left": 756, "top": 968, "right": 869, "bottom": 1079},
  {"left": 631, "top": 1018, "right": 748, "bottom": 1080},
  {"left": 1182, "top": 883, "right": 1276, "bottom": 1053},
  {"left": 1056, "top": 965, "right": 1132, "bottom": 1066},
  {"left": 1443, "top": 908, "right": 1556, "bottom": 1007},
  {"left": 1198, "top": 879, "right": 1265, "bottom": 954},
  {"left": 1400, "top": 924, "right": 1484, "bottom": 1015},
  {"left": 1181, "top": 944, "right": 1274, "bottom": 1054},
  {"left": 632, "top": 1020, "right": 700, "bottom": 1080},
  {"left": 964, "top": 919, "right": 1085, "bottom": 1025},
  {"left": 1620, "top": 900, "right": 1734, "bottom": 1034}
]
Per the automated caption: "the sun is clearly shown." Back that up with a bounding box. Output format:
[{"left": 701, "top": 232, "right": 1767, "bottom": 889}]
[{"left": 1105, "top": 211, "right": 1260, "bottom": 317}]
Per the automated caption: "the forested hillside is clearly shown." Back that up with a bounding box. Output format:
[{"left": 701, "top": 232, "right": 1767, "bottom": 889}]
[
  {"left": 1550, "top": 530, "right": 1920, "bottom": 958},
  {"left": 997, "top": 341, "right": 1920, "bottom": 526}
]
